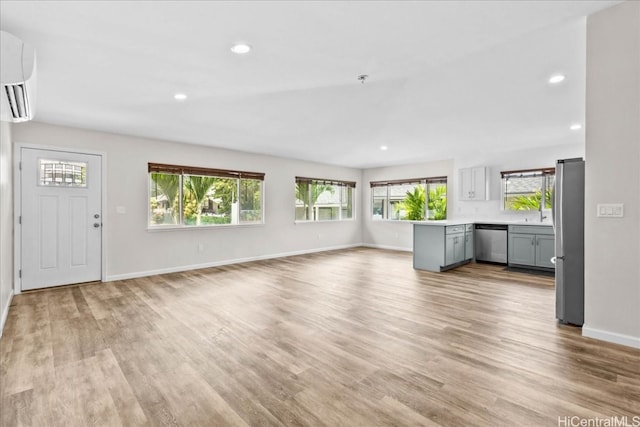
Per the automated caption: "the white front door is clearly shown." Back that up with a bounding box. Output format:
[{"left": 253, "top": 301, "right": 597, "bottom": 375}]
[{"left": 20, "top": 148, "right": 102, "bottom": 291}]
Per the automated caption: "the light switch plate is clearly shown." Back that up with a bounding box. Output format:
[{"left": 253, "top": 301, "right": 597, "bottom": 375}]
[{"left": 597, "top": 203, "right": 623, "bottom": 217}]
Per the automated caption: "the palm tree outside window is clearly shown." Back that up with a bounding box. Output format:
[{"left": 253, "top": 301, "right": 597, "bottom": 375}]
[
  {"left": 501, "top": 167, "right": 555, "bottom": 211},
  {"left": 370, "top": 177, "right": 447, "bottom": 221},
  {"left": 295, "top": 177, "right": 355, "bottom": 221},
  {"left": 148, "top": 163, "right": 264, "bottom": 227}
]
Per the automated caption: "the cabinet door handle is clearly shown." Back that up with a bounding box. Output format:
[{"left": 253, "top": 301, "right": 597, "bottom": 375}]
[{"left": 531, "top": 238, "right": 535, "bottom": 245}]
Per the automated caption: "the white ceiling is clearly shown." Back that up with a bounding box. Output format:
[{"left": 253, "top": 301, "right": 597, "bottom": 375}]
[{"left": 0, "top": 1, "right": 619, "bottom": 168}]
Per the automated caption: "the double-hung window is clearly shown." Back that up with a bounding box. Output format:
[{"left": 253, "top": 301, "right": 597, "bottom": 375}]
[
  {"left": 148, "top": 163, "right": 264, "bottom": 227},
  {"left": 371, "top": 177, "right": 447, "bottom": 221},
  {"left": 295, "top": 177, "right": 355, "bottom": 221},
  {"left": 501, "top": 167, "right": 555, "bottom": 210}
]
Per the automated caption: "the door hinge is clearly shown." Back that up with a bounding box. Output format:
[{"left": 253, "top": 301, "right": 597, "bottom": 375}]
[
  {"left": 19, "top": 270, "right": 21, "bottom": 278},
  {"left": 18, "top": 215, "right": 21, "bottom": 225},
  {"left": 19, "top": 161, "right": 22, "bottom": 171}
]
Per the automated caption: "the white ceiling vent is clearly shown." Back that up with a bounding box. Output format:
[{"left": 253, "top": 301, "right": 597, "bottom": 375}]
[{"left": 1, "top": 31, "right": 37, "bottom": 122}]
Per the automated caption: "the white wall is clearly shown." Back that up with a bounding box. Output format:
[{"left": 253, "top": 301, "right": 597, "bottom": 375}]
[
  {"left": 453, "top": 143, "right": 585, "bottom": 221},
  {"left": 0, "top": 120, "right": 13, "bottom": 335},
  {"left": 583, "top": 0, "right": 640, "bottom": 348},
  {"left": 12, "top": 122, "right": 363, "bottom": 282},
  {"left": 11, "top": 120, "right": 586, "bottom": 277},
  {"left": 361, "top": 143, "right": 584, "bottom": 251}
]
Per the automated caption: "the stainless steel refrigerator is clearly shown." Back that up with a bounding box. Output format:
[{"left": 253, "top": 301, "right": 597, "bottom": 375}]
[{"left": 553, "top": 158, "right": 585, "bottom": 326}]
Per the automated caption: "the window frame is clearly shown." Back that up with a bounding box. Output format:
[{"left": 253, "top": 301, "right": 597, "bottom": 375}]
[
  {"left": 370, "top": 176, "right": 448, "bottom": 221},
  {"left": 148, "top": 163, "right": 265, "bottom": 229},
  {"left": 500, "top": 167, "right": 555, "bottom": 211},
  {"left": 294, "top": 177, "right": 356, "bottom": 223}
]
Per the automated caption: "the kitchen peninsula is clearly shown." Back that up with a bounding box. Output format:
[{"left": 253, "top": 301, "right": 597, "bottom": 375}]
[{"left": 413, "top": 221, "right": 554, "bottom": 272}]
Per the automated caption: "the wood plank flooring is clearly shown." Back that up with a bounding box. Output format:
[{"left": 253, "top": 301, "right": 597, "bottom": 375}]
[{"left": 1, "top": 247, "right": 639, "bottom": 426}]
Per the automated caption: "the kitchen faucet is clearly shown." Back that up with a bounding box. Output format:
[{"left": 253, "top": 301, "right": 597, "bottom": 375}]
[{"left": 539, "top": 202, "right": 547, "bottom": 222}]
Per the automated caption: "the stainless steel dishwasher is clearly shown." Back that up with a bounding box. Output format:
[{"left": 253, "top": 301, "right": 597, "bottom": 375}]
[{"left": 474, "top": 224, "right": 508, "bottom": 264}]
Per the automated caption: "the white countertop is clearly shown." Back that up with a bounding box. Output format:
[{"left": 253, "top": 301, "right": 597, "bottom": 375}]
[
  {"left": 413, "top": 219, "right": 553, "bottom": 227},
  {"left": 475, "top": 220, "right": 553, "bottom": 226},
  {"left": 411, "top": 220, "right": 470, "bottom": 226}
]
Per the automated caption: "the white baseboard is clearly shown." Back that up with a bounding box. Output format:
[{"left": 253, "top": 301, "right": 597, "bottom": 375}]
[
  {"left": 0, "top": 290, "right": 14, "bottom": 338},
  {"left": 361, "top": 243, "right": 413, "bottom": 252},
  {"left": 105, "top": 243, "right": 364, "bottom": 282},
  {"left": 582, "top": 325, "right": 640, "bottom": 349}
]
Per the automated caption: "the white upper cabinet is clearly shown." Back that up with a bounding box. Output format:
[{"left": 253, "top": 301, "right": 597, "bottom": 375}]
[{"left": 459, "top": 167, "right": 488, "bottom": 201}]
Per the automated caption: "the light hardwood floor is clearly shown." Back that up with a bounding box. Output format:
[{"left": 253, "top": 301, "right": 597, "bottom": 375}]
[{"left": 1, "top": 248, "right": 639, "bottom": 426}]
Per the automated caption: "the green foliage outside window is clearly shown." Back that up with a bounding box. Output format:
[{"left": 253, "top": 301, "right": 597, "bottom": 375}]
[
  {"left": 398, "top": 187, "right": 426, "bottom": 220},
  {"left": 427, "top": 185, "right": 447, "bottom": 220},
  {"left": 507, "top": 189, "right": 553, "bottom": 210},
  {"left": 295, "top": 179, "right": 353, "bottom": 222},
  {"left": 296, "top": 182, "right": 335, "bottom": 220},
  {"left": 375, "top": 179, "right": 447, "bottom": 221},
  {"left": 149, "top": 166, "right": 263, "bottom": 227},
  {"left": 184, "top": 175, "right": 218, "bottom": 226},
  {"left": 150, "top": 173, "right": 180, "bottom": 224},
  {"left": 395, "top": 184, "right": 447, "bottom": 221},
  {"left": 502, "top": 171, "right": 554, "bottom": 211}
]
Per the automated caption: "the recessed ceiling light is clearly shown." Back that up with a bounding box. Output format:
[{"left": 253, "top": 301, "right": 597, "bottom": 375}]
[
  {"left": 570, "top": 123, "right": 582, "bottom": 130},
  {"left": 380, "top": 145, "right": 388, "bottom": 151},
  {"left": 548, "top": 74, "right": 566, "bottom": 84},
  {"left": 230, "top": 43, "right": 251, "bottom": 54},
  {"left": 174, "top": 93, "right": 187, "bottom": 101}
]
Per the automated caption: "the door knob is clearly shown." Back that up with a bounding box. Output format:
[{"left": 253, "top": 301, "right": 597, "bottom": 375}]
[{"left": 93, "top": 223, "right": 101, "bottom": 228}]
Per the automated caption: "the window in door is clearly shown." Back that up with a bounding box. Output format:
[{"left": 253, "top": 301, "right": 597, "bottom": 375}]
[{"left": 39, "top": 159, "right": 87, "bottom": 187}]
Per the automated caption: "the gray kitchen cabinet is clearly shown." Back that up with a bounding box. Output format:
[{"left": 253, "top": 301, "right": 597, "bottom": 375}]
[
  {"left": 508, "top": 225, "right": 555, "bottom": 269},
  {"left": 459, "top": 167, "right": 488, "bottom": 201},
  {"left": 535, "top": 234, "right": 555, "bottom": 269},
  {"left": 414, "top": 223, "right": 472, "bottom": 272},
  {"left": 509, "top": 233, "right": 536, "bottom": 265},
  {"left": 445, "top": 232, "right": 465, "bottom": 266},
  {"left": 464, "top": 224, "right": 474, "bottom": 261}
]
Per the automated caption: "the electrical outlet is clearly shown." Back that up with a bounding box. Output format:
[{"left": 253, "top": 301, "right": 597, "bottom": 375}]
[{"left": 597, "top": 203, "right": 624, "bottom": 218}]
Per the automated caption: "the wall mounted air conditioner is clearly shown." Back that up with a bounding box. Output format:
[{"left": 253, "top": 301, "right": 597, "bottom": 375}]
[{"left": 1, "top": 30, "right": 37, "bottom": 122}]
